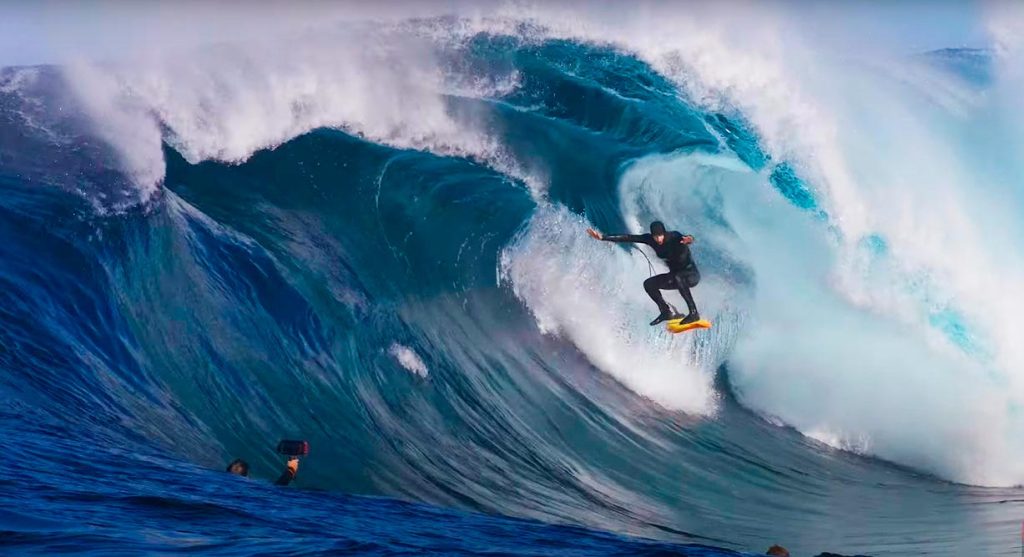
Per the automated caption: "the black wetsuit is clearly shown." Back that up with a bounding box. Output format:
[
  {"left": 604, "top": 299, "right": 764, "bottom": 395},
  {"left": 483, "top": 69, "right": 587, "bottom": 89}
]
[
  {"left": 274, "top": 468, "right": 296, "bottom": 487},
  {"left": 603, "top": 231, "right": 700, "bottom": 317}
]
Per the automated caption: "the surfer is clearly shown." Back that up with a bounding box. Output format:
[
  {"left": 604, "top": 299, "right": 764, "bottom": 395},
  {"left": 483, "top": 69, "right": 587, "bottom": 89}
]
[
  {"left": 226, "top": 440, "right": 303, "bottom": 487},
  {"left": 226, "top": 458, "right": 250, "bottom": 477},
  {"left": 226, "top": 456, "right": 300, "bottom": 486},
  {"left": 587, "top": 221, "right": 701, "bottom": 326}
]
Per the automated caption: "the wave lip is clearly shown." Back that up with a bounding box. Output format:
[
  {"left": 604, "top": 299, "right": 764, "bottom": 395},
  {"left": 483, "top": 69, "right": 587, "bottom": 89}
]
[{"left": 61, "top": 20, "right": 542, "bottom": 203}]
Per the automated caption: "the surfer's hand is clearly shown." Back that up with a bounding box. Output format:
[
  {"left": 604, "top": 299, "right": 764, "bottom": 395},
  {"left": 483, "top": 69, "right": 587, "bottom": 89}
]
[
  {"left": 681, "top": 235, "right": 694, "bottom": 245},
  {"left": 286, "top": 457, "right": 299, "bottom": 475},
  {"left": 586, "top": 228, "right": 603, "bottom": 240}
]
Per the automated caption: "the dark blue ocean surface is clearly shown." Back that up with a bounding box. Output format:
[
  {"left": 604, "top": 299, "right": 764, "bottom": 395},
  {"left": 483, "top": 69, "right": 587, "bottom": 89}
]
[
  {"left": 0, "top": 415, "right": 745, "bottom": 556},
  {"left": 0, "top": 23, "right": 1022, "bottom": 557}
]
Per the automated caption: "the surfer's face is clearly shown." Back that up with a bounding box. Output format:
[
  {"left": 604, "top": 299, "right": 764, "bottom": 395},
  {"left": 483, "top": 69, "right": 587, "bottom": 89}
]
[
  {"left": 227, "top": 459, "right": 249, "bottom": 477},
  {"left": 653, "top": 233, "right": 665, "bottom": 245}
]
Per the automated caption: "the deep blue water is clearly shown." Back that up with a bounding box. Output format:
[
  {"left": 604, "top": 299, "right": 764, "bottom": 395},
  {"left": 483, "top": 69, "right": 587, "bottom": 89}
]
[{"left": 0, "top": 26, "right": 1022, "bottom": 557}]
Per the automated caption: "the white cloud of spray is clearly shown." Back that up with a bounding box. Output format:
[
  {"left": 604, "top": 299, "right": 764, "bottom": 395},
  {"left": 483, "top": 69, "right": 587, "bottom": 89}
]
[{"left": 618, "top": 150, "right": 1016, "bottom": 484}]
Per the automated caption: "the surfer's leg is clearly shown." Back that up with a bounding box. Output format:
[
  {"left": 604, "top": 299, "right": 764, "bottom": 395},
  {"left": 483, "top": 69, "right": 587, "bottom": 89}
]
[
  {"left": 643, "top": 273, "right": 674, "bottom": 313},
  {"left": 674, "top": 270, "right": 699, "bottom": 320},
  {"left": 644, "top": 274, "right": 678, "bottom": 324}
]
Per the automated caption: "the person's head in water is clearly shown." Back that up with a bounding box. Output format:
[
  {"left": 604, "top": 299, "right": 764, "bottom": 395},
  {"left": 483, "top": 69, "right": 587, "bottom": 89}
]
[
  {"left": 765, "top": 545, "right": 790, "bottom": 557},
  {"left": 226, "top": 458, "right": 250, "bottom": 477},
  {"left": 650, "top": 221, "right": 667, "bottom": 245}
]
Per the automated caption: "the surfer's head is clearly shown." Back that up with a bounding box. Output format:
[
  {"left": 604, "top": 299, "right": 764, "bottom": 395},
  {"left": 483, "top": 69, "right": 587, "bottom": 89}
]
[
  {"left": 650, "top": 221, "right": 666, "bottom": 244},
  {"left": 226, "top": 458, "right": 250, "bottom": 477}
]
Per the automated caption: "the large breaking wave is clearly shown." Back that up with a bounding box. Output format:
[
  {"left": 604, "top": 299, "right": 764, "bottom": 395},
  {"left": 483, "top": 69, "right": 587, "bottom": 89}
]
[{"left": 2, "top": 3, "right": 1023, "bottom": 555}]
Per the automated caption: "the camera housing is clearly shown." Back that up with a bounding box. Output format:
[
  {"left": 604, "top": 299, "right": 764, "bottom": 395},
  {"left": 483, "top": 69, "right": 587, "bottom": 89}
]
[{"left": 276, "top": 440, "right": 309, "bottom": 457}]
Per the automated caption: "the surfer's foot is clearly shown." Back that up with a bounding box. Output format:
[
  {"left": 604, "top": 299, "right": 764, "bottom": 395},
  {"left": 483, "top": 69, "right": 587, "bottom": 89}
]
[
  {"left": 649, "top": 309, "right": 676, "bottom": 326},
  {"left": 680, "top": 312, "right": 700, "bottom": 325}
]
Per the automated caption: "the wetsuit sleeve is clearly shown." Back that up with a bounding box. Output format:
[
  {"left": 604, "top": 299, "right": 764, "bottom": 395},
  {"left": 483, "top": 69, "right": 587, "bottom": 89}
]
[
  {"left": 274, "top": 468, "right": 296, "bottom": 486},
  {"left": 602, "top": 233, "right": 649, "bottom": 244}
]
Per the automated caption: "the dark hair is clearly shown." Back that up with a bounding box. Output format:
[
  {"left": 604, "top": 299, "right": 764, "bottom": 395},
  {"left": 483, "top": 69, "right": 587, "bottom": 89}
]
[
  {"left": 650, "top": 221, "right": 666, "bottom": 235},
  {"left": 226, "top": 458, "right": 250, "bottom": 477},
  {"left": 765, "top": 545, "right": 790, "bottom": 557}
]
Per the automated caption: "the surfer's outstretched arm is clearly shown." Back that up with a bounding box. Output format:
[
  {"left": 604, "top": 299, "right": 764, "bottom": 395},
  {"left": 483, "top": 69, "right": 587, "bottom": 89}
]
[
  {"left": 586, "top": 228, "right": 647, "bottom": 243},
  {"left": 603, "top": 233, "right": 648, "bottom": 243},
  {"left": 274, "top": 457, "right": 299, "bottom": 486}
]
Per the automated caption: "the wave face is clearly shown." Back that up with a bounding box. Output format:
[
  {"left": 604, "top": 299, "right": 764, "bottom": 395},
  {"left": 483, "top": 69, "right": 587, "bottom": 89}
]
[{"left": 2, "top": 5, "right": 1024, "bottom": 556}]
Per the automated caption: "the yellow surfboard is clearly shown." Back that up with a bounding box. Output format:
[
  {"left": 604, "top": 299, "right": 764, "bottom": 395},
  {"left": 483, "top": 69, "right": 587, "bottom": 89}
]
[{"left": 665, "top": 318, "right": 712, "bottom": 334}]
